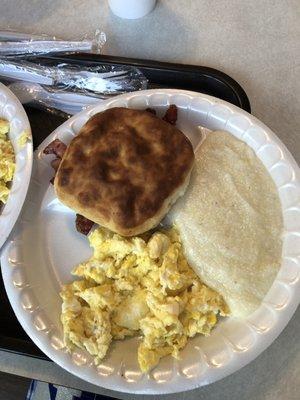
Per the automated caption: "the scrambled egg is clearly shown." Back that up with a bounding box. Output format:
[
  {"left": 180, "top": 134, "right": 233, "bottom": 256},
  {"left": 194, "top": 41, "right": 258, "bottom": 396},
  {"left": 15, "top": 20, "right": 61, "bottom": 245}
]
[
  {"left": 0, "top": 119, "right": 15, "bottom": 204},
  {"left": 17, "top": 130, "right": 31, "bottom": 149},
  {"left": 61, "top": 227, "right": 229, "bottom": 372}
]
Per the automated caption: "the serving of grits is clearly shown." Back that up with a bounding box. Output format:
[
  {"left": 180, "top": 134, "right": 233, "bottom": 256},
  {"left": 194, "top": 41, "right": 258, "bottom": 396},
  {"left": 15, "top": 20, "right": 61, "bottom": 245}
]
[
  {"left": 0, "top": 119, "right": 15, "bottom": 205},
  {"left": 60, "top": 226, "right": 229, "bottom": 372}
]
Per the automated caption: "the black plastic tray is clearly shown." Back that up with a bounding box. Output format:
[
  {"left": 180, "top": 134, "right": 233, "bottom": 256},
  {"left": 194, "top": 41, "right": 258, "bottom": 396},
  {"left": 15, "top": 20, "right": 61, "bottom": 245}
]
[{"left": 0, "top": 54, "right": 251, "bottom": 361}]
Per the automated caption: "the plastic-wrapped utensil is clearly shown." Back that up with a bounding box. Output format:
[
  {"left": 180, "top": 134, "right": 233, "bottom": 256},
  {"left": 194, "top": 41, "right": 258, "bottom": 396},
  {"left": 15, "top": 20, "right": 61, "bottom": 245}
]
[
  {"left": 0, "top": 57, "right": 148, "bottom": 115},
  {"left": 0, "top": 58, "right": 148, "bottom": 95},
  {"left": 8, "top": 81, "right": 101, "bottom": 115},
  {"left": 0, "top": 28, "right": 147, "bottom": 115},
  {"left": 0, "top": 29, "right": 106, "bottom": 55}
]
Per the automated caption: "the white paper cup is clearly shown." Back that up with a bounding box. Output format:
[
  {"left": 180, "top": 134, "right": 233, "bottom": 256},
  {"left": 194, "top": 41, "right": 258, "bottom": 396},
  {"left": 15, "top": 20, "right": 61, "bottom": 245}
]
[{"left": 108, "top": 0, "right": 157, "bottom": 19}]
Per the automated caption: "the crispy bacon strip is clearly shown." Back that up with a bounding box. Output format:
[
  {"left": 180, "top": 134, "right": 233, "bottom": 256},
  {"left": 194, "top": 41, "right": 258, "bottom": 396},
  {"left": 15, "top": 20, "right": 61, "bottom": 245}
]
[
  {"left": 44, "top": 140, "right": 93, "bottom": 236},
  {"left": 44, "top": 139, "right": 67, "bottom": 184},
  {"left": 75, "top": 214, "right": 94, "bottom": 235},
  {"left": 43, "top": 139, "right": 67, "bottom": 159},
  {"left": 163, "top": 104, "right": 178, "bottom": 125}
]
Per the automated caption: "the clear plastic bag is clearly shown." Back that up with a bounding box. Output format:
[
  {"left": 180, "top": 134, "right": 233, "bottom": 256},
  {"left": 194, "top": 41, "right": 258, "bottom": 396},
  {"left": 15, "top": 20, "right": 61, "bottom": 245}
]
[
  {"left": 0, "top": 58, "right": 148, "bottom": 93},
  {"left": 7, "top": 81, "right": 99, "bottom": 116},
  {"left": 0, "top": 29, "right": 106, "bottom": 56},
  {"left": 1, "top": 58, "right": 148, "bottom": 115},
  {"left": 0, "top": 29, "right": 148, "bottom": 115}
]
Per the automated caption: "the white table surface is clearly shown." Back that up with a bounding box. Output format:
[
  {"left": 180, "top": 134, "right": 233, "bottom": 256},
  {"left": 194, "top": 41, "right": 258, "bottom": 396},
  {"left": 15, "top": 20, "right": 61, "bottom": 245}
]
[{"left": 0, "top": 0, "right": 299, "bottom": 399}]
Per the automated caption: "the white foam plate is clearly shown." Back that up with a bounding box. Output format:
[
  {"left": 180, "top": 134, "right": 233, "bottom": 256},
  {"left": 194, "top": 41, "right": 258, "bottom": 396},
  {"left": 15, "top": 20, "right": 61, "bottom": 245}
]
[
  {"left": 1, "top": 89, "right": 299, "bottom": 394},
  {"left": 0, "top": 82, "right": 32, "bottom": 249}
]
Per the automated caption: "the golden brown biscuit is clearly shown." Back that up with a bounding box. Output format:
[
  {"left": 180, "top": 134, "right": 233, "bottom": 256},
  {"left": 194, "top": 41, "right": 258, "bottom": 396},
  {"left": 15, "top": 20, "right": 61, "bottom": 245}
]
[{"left": 54, "top": 107, "right": 194, "bottom": 236}]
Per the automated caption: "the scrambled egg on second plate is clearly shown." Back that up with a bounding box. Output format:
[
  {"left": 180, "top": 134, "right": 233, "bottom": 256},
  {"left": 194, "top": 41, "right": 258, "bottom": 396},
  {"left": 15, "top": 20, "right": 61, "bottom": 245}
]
[
  {"left": 17, "top": 130, "right": 31, "bottom": 149},
  {"left": 61, "top": 227, "right": 229, "bottom": 372},
  {"left": 0, "top": 119, "right": 15, "bottom": 204}
]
